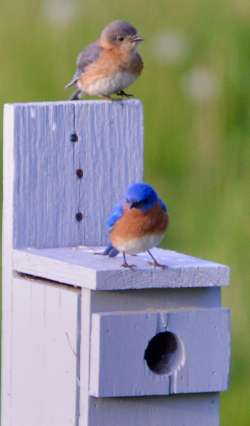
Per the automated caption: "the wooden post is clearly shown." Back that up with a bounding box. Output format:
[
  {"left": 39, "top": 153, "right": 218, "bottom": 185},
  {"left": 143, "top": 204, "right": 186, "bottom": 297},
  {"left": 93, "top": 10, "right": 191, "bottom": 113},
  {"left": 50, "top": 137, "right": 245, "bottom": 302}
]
[{"left": 2, "top": 100, "right": 230, "bottom": 426}]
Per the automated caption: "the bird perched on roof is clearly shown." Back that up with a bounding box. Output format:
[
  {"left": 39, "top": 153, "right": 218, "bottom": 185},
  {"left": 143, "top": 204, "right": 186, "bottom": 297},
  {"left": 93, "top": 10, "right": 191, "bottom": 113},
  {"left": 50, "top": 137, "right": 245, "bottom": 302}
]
[
  {"left": 65, "top": 20, "right": 144, "bottom": 100},
  {"left": 101, "top": 183, "right": 169, "bottom": 268}
]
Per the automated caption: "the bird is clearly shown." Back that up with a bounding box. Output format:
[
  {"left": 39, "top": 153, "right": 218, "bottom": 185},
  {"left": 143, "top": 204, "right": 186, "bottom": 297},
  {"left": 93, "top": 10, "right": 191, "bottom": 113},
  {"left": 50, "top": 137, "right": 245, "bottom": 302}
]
[
  {"left": 100, "top": 182, "right": 169, "bottom": 269},
  {"left": 65, "top": 20, "right": 144, "bottom": 100}
]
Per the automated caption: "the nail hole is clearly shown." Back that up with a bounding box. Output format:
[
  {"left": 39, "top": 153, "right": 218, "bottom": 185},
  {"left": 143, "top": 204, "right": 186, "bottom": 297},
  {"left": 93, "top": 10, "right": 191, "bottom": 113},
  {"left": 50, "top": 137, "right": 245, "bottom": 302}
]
[
  {"left": 76, "top": 169, "right": 83, "bottom": 178},
  {"left": 70, "top": 133, "right": 78, "bottom": 142},
  {"left": 75, "top": 212, "right": 83, "bottom": 221},
  {"left": 144, "top": 331, "right": 184, "bottom": 375}
]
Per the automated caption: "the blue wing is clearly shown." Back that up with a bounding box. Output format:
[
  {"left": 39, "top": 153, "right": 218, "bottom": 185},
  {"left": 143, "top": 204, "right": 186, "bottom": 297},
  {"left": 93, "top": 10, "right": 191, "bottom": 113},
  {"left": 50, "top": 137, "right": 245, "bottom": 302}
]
[
  {"left": 159, "top": 198, "right": 168, "bottom": 212},
  {"left": 107, "top": 202, "right": 124, "bottom": 232},
  {"left": 65, "top": 42, "right": 102, "bottom": 88},
  {"left": 102, "top": 202, "right": 124, "bottom": 258}
]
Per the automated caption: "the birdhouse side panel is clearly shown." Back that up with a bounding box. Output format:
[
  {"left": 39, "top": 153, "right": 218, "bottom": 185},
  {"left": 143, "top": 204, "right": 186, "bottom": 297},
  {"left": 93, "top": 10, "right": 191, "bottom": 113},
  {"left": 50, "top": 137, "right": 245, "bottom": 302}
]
[{"left": 9, "top": 276, "right": 81, "bottom": 426}]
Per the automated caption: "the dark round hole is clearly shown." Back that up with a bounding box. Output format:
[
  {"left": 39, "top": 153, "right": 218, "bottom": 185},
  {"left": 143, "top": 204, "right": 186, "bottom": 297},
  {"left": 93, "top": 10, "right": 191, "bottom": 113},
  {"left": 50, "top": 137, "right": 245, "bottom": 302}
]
[
  {"left": 70, "top": 133, "right": 78, "bottom": 142},
  {"left": 144, "top": 331, "right": 184, "bottom": 375},
  {"left": 75, "top": 212, "right": 83, "bottom": 221},
  {"left": 76, "top": 169, "right": 83, "bottom": 178}
]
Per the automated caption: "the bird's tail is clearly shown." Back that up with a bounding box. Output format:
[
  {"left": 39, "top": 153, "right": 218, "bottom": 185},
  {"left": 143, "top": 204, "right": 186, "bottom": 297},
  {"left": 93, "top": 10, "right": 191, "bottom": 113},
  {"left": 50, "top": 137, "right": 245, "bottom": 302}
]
[
  {"left": 65, "top": 81, "right": 74, "bottom": 89},
  {"left": 103, "top": 243, "right": 119, "bottom": 257},
  {"left": 65, "top": 70, "right": 80, "bottom": 89}
]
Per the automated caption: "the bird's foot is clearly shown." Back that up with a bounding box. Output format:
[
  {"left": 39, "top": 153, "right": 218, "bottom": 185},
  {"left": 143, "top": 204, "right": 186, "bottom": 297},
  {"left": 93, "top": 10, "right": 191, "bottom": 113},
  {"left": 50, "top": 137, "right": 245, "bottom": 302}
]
[
  {"left": 121, "top": 252, "right": 136, "bottom": 269},
  {"left": 116, "top": 90, "right": 134, "bottom": 98},
  {"left": 147, "top": 250, "right": 167, "bottom": 269},
  {"left": 121, "top": 262, "right": 137, "bottom": 269},
  {"left": 70, "top": 90, "right": 82, "bottom": 101},
  {"left": 147, "top": 261, "right": 167, "bottom": 270}
]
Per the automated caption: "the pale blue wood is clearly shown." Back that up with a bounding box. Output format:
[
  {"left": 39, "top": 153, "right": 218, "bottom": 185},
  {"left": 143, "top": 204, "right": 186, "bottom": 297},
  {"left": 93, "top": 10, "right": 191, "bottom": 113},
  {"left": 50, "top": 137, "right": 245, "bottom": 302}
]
[
  {"left": 13, "top": 246, "right": 230, "bottom": 290},
  {"left": 10, "top": 276, "right": 81, "bottom": 426},
  {"left": 88, "top": 394, "right": 220, "bottom": 426},
  {"left": 10, "top": 100, "right": 143, "bottom": 249},
  {"left": 2, "top": 100, "right": 230, "bottom": 426},
  {"left": 90, "top": 308, "right": 230, "bottom": 397}
]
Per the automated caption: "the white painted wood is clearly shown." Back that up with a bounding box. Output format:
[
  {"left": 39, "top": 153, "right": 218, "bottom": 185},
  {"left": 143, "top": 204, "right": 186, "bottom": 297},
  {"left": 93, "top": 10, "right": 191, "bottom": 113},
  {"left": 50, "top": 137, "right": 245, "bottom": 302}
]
[
  {"left": 88, "top": 394, "right": 220, "bottom": 426},
  {"left": 2, "top": 100, "right": 143, "bottom": 425},
  {"left": 89, "top": 308, "right": 230, "bottom": 397},
  {"left": 79, "top": 286, "right": 223, "bottom": 425},
  {"left": 91, "top": 287, "right": 222, "bottom": 312},
  {"left": 2, "top": 105, "right": 15, "bottom": 426},
  {"left": 75, "top": 101, "right": 143, "bottom": 244},
  {"left": 10, "top": 276, "right": 81, "bottom": 426},
  {"left": 2, "top": 99, "right": 230, "bottom": 426},
  {"left": 7, "top": 100, "right": 143, "bottom": 249},
  {"left": 13, "top": 246, "right": 230, "bottom": 290},
  {"left": 79, "top": 289, "right": 92, "bottom": 426}
]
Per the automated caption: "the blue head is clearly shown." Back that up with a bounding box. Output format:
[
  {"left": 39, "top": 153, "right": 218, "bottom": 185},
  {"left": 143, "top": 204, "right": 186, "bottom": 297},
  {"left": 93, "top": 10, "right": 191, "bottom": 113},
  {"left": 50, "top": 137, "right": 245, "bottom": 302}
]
[{"left": 125, "top": 183, "right": 158, "bottom": 213}]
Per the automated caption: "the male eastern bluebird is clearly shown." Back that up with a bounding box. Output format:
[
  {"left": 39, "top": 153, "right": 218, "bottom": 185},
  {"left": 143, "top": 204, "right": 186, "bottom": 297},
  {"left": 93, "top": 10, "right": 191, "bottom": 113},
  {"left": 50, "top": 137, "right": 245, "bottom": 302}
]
[
  {"left": 100, "top": 183, "right": 169, "bottom": 269},
  {"left": 65, "top": 20, "right": 144, "bottom": 100}
]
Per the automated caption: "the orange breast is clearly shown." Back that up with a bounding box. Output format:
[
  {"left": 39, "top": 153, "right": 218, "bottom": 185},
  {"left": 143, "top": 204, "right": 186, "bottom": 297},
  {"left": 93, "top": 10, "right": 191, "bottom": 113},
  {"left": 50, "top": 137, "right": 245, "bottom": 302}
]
[
  {"left": 110, "top": 202, "right": 169, "bottom": 245},
  {"left": 79, "top": 48, "right": 143, "bottom": 87}
]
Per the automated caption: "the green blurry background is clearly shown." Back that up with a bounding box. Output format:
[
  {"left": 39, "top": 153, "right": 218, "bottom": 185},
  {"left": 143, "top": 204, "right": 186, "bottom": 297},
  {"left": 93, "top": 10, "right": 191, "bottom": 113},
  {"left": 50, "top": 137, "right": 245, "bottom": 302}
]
[{"left": 0, "top": 0, "right": 249, "bottom": 424}]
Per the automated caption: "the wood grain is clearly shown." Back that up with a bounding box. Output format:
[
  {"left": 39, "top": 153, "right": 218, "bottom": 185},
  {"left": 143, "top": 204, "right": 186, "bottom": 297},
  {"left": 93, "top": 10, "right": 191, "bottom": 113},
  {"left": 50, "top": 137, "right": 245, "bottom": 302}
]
[
  {"left": 88, "top": 394, "right": 220, "bottom": 426},
  {"left": 10, "top": 276, "right": 81, "bottom": 426},
  {"left": 89, "top": 308, "right": 230, "bottom": 397},
  {"left": 8, "top": 100, "right": 143, "bottom": 249},
  {"left": 13, "top": 246, "right": 230, "bottom": 290}
]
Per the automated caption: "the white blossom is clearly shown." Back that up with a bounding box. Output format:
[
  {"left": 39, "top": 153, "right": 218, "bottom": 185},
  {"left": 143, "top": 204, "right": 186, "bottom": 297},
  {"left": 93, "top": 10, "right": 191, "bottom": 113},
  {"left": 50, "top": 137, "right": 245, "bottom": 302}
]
[
  {"left": 43, "top": 0, "right": 77, "bottom": 26},
  {"left": 182, "top": 67, "right": 220, "bottom": 102},
  {"left": 152, "top": 30, "right": 189, "bottom": 65}
]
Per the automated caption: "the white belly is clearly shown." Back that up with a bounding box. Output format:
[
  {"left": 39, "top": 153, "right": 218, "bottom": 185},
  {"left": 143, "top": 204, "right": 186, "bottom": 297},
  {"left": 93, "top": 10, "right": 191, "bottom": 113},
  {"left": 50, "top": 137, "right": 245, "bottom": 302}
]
[
  {"left": 114, "top": 233, "right": 164, "bottom": 255},
  {"left": 81, "top": 72, "right": 137, "bottom": 96}
]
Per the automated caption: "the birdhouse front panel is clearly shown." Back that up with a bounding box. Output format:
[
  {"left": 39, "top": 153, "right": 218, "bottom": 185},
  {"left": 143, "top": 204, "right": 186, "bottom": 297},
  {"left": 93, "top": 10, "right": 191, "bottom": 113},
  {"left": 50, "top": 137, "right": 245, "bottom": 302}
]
[
  {"left": 88, "top": 393, "right": 220, "bottom": 426},
  {"left": 89, "top": 308, "right": 230, "bottom": 397}
]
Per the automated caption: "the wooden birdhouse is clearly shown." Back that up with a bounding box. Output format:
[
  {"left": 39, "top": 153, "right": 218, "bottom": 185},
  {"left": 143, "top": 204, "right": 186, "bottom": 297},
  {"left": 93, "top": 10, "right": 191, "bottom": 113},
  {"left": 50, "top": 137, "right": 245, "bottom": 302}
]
[{"left": 2, "top": 100, "right": 230, "bottom": 426}]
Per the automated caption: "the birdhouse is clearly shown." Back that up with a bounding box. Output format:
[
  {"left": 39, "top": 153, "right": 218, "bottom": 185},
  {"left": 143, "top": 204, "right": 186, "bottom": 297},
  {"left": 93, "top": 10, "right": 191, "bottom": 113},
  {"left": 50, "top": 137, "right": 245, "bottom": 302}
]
[{"left": 2, "top": 100, "right": 230, "bottom": 426}]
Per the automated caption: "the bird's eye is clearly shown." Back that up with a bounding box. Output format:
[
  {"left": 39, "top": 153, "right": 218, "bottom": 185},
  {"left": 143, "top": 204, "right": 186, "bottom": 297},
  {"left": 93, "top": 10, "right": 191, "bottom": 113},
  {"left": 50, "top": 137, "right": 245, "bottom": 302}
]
[{"left": 117, "top": 36, "right": 124, "bottom": 42}]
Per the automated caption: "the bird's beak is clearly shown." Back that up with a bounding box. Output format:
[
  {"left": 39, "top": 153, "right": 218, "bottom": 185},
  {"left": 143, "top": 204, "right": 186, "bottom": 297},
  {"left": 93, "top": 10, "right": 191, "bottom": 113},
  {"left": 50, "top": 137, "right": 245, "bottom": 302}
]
[{"left": 132, "top": 34, "right": 144, "bottom": 43}]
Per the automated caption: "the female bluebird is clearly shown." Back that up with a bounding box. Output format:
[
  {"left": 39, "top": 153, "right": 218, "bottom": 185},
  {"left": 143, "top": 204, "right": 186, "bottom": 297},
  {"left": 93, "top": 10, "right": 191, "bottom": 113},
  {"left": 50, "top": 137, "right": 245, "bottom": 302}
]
[
  {"left": 65, "top": 20, "right": 144, "bottom": 100},
  {"left": 102, "top": 183, "right": 169, "bottom": 268}
]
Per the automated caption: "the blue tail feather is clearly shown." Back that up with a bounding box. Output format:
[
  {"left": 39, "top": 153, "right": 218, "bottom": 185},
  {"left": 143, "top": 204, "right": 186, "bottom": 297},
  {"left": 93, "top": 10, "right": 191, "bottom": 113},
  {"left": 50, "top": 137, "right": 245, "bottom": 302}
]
[{"left": 103, "top": 243, "right": 119, "bottom": 257}]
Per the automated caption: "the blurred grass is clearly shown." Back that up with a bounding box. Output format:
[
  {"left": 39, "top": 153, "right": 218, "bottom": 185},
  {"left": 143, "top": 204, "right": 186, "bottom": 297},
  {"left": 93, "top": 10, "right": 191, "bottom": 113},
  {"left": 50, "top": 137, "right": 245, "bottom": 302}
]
[{"left": 1, "top": 0, "right": 250, "bottom": 424}]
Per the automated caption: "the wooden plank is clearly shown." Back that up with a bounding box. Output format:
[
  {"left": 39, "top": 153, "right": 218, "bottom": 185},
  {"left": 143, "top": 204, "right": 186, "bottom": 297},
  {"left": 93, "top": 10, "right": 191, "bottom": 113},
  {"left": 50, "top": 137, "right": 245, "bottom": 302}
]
[
  {"left": 89, "top": 308, "right": 230, "bottom": 397},
  {"left": 10, "top": 276, "right": 81, "bottom": 426},
  {"left": 88, "top": 394, "right": 220, "bottom": 426},
  {"left": 13, "top": 246, "right": 230, "bottom": 290},
  {"left": 75, "top": 100, "right": 144, "bottom": 245},
  {"left": 6, "top": 99, "right": 143, "bottom": 249},
  {"left": 91, "top": 287, "right": 222, "bottom": 312},
  {"left": 1, "top": 105, "right": 15, "bottom": 426},
  {"left": 79, "top": 289, "right": 92, "bottom": 426},
  {"left": 2, "top": 100, "right": 143, "bottom": 424}
]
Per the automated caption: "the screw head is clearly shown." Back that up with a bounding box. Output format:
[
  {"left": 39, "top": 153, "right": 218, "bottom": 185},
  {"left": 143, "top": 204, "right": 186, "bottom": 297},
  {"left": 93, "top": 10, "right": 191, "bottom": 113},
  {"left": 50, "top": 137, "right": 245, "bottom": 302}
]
[
  {"left": 76, "top": 169, "right": 83, "bottom": 178},
  {"left": 75, "top": 212, "right": 83, "bottom": 221},
  {"left": 70, "top": 133, "right": 78, "bottom": 142}
]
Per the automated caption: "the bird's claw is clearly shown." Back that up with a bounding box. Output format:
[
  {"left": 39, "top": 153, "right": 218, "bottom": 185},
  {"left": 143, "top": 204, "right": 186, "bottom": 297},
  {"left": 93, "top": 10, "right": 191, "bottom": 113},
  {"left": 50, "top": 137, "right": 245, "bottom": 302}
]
[
  {"left": 121, "top": 262, "right": 137, "bottom": 269},
  {"left": 147, "top": 261, "right": 167, "bottom": 270},
  {"left": 116, "top": 90, "right": 134, "bottom": 98}
]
